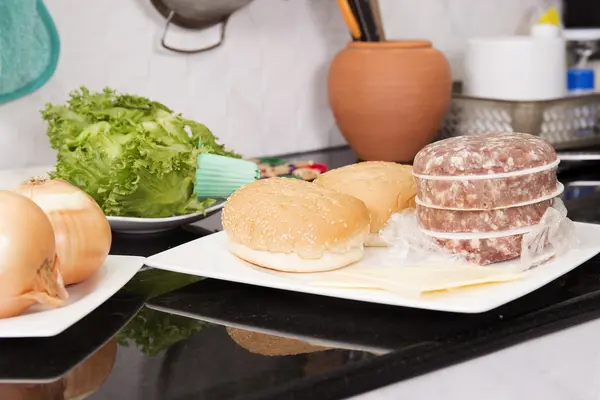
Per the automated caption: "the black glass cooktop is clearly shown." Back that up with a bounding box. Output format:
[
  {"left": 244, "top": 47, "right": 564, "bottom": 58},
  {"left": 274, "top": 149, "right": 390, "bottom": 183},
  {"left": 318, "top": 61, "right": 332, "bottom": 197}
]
[{"left": 2, "top": 147, "right": 600, "bottom": 400}]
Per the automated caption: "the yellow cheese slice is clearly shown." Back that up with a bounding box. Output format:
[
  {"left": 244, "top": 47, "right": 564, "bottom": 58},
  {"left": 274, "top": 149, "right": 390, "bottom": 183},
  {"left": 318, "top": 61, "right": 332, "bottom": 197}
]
[{"left": 309, "top": 264, "right": 523, "bottom": 297}]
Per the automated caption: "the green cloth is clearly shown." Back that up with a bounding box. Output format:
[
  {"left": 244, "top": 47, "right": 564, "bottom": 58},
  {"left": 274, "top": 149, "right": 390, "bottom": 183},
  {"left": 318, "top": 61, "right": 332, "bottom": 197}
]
[{"left": 0, "top": 0, "right": 59, "bottom": 104}]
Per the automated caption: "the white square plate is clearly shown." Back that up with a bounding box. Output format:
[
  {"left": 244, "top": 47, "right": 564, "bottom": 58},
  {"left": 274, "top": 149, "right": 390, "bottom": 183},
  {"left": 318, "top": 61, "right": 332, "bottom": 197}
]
[
  {"left": 0, "top": 255, "right": 144, "bottom": 338},
  {"left": 145, "top": 223, "right": 600, "bottom": 314}
]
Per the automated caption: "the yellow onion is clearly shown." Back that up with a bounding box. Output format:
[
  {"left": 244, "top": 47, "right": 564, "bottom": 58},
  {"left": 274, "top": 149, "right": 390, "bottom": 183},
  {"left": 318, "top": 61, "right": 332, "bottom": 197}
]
[
  {"left": 13, "top": 178, "right": 112, "bottom": 285},
  {"left": 0, "top": 191, "right": 68, "bottom": 319}
]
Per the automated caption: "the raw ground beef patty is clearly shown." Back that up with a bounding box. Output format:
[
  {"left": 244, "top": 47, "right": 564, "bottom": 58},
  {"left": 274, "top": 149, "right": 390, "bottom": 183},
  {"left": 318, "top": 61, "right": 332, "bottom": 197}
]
[
  {"left": 415, "top": 170, "right": 557, "bottom": 210},
  {"left": 413, "top": 133, "right": 558, "bottom": 209},
  {"left": 417, "top": 199, "right": 553, "bottom": 232},
  {"left": 413, "top": 133, "right": 557, "bottom": 176},
  {"left": 413, "top": 133, "right": 559, "bottom": 265},
  {"left": 433, "top": 234, "right": 523, "bottom": 266}
]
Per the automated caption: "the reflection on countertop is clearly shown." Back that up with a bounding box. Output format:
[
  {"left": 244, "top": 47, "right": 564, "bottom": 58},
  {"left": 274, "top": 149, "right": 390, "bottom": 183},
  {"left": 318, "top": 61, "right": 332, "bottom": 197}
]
[
  {"left": 89, "top": 267, "right": 379, "bottom": 400},
  {"left": 0, "top": 338, "right": 117, "bottom": 399},
  {"left": 6, "top": 146, "right": 600, "bottom": 400}
]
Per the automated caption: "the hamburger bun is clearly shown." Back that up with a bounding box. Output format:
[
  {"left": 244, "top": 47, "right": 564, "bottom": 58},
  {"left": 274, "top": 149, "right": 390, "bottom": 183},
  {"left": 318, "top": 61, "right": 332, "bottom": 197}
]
[
  {"left": 222, "top": 178, "right": 370, "bottom": 272},
  {"left": 314, "top": 162, "right": 416, "bottom": 246},
  {"left": 226, "top": 327, "right": 329, "bottom": 356}
]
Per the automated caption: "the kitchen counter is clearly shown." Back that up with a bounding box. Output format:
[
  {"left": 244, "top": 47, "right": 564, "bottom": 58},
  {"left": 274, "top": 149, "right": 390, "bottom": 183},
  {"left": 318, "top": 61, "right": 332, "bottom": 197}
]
[
  {"left": 352, "top": 318, "right": 600, "bottom": 400},
  {"left": 2, "top": 147, "right": 600, "bottom": 400}
]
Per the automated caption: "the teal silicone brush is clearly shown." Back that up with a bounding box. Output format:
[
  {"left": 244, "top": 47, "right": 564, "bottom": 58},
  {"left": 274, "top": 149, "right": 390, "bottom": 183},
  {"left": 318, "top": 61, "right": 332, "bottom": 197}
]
[{"left": 195, "top": 154, "right": 260, "bottom": 198}]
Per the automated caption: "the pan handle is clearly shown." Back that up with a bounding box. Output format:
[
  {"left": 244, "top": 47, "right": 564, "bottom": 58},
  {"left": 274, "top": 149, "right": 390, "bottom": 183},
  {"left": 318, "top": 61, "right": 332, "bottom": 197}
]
[{"left": 160, "top": 10, "right": 229, "bottom": 54}]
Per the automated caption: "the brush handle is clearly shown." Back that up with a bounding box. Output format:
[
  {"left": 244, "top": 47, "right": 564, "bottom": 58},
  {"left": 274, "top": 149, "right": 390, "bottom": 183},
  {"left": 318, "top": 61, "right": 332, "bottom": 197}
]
[
  {"left": 349, "top": 0, "right": 380, "bottom": 42},
  {"left": 335, "top": 0, "right": 362, "bottom": 40},
  {"left": 369, "top": 0, "right": 386, "bottom": 40}
]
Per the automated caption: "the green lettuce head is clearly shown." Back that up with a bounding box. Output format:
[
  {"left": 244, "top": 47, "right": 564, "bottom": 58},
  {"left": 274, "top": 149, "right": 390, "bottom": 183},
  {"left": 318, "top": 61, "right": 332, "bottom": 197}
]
[{"left": 42, "top": 87, "right": 239, "bottom": 218}]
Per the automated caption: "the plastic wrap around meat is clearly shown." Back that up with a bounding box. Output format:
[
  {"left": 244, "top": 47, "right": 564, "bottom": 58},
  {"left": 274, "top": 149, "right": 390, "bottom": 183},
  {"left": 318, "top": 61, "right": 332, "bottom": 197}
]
[
  {"left": 417, "top": 199, "right": 553, "bottom": 233},
  {"left": 411, "top": 132, "right": 563, "bottom": 265},
  {"left": 413, "top": 133, "right": 558, "bottom": 210},
  {"left": 381, "top": 204, "right": 577, "bottom": 270}
]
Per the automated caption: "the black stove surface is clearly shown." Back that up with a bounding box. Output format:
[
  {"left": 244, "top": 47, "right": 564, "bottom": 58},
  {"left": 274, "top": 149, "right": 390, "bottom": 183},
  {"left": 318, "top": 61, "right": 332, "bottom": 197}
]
[{"left": 3, "top": 147, "right": 600, "bottom": 400}]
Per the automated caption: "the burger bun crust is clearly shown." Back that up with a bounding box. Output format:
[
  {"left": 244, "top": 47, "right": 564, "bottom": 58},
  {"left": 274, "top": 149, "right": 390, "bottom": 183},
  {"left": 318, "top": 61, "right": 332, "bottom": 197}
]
[
  {"left": 314, "top": 162, "right": 416, "bottom": 243},
  {"left": 222, "top": 178, "right": 370, "bottom": 272}
]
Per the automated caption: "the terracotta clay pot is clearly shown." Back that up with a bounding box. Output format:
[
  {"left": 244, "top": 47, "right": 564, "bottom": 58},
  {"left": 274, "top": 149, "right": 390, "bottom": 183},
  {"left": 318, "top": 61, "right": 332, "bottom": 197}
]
[{"left": 328, "top": 41, "right": 452, "bottom": 162}]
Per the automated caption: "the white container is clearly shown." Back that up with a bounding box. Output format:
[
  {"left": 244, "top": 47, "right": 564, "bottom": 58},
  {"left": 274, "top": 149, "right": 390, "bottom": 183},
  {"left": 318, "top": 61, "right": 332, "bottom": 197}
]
[
  {"left": 464, "top": 24, "right": 566, "bottom": 101},
  {"left": 563, "top": 28, "right": 600, "bottom": 92}
]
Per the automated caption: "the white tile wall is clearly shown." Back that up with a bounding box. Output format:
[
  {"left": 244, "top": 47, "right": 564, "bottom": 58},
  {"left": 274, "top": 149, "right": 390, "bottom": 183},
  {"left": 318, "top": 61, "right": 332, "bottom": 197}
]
[{"left": 0, "top": 0, "right": 551, "bottom": 169}]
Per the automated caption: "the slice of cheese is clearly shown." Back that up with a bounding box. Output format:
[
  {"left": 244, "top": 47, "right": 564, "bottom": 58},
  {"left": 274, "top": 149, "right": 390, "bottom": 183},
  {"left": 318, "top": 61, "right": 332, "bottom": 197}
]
[{"left": 309, "top": 264, "right": 522, "bottom": 297}]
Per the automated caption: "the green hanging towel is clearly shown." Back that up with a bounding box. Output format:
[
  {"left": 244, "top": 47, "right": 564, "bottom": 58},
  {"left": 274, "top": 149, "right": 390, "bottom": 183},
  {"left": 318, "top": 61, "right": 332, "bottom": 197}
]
[{"left": 0, "top": 0, "right": 60, "bottom": 104}]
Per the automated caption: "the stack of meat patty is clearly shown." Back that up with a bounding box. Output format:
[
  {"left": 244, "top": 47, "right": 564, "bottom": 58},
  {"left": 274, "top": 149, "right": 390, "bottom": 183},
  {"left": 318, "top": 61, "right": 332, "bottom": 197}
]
[{"left": 413, "top": 132, "right": 562, "bottom": 265}]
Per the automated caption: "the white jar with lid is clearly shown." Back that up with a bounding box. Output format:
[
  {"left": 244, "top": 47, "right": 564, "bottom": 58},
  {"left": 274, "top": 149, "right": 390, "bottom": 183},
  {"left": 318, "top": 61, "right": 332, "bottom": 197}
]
[{"left": 464, "top": 24, "right": 566, "bottom": 101}]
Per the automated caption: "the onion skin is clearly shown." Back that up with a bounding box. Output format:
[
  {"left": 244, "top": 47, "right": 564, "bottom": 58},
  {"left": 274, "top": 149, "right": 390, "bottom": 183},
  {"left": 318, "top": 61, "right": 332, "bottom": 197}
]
[
  {"left": 13, "top": 179, "right": 112, "bottom": 285},
  {"left": 0, "top": 191, "right": 68, "bottom": 319}
]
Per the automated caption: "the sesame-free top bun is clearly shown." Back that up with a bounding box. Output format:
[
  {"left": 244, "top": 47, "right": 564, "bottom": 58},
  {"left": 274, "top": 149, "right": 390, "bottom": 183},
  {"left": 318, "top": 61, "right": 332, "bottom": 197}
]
[
  {"left": 221, "top": 178, "right": 370, "bottom": 272},
  {"left": 314, "top": 162, "right": 416, "bottom": 247}
]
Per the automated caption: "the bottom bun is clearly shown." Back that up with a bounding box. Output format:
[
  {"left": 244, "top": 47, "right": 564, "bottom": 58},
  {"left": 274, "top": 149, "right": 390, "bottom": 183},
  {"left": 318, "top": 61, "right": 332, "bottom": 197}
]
[
  {"left": 228, "top": 241, "right": 364, "bottom": 272},
  {"left": 365, "top": 233, "right": 388, "bottom": 247}
]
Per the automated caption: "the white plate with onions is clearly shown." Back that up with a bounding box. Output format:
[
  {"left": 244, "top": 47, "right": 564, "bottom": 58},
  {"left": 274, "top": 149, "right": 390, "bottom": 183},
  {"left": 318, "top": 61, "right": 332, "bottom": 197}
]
[
  {"left": 0, "top": 255, "right": 144, "bottom": 338},
  {"left": 0, "top": 178, "right": 142, "bottom": 337}
]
